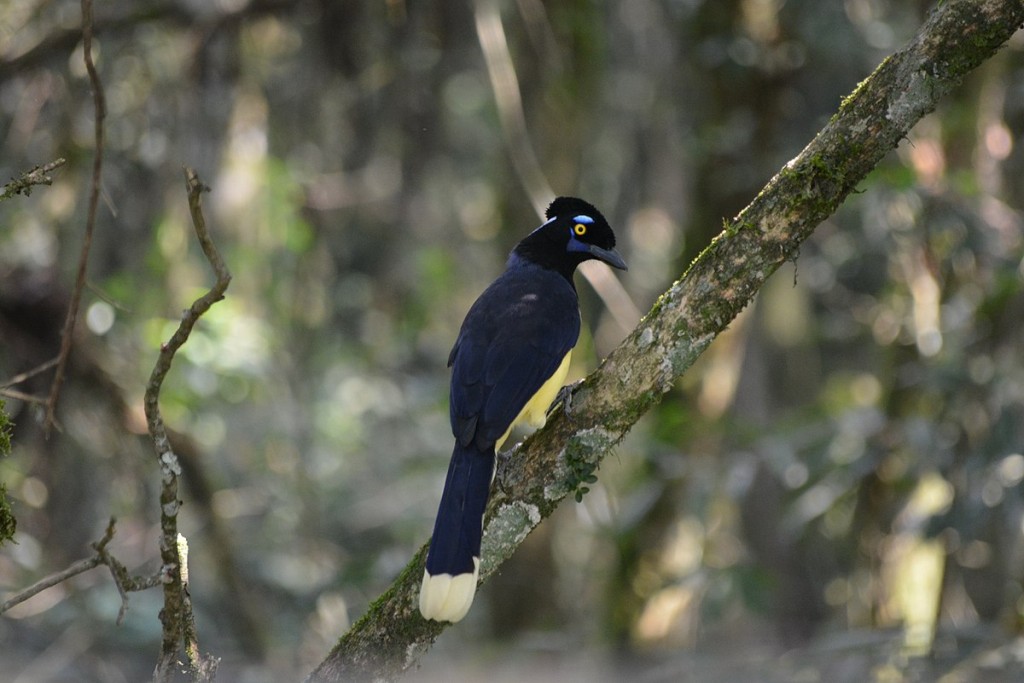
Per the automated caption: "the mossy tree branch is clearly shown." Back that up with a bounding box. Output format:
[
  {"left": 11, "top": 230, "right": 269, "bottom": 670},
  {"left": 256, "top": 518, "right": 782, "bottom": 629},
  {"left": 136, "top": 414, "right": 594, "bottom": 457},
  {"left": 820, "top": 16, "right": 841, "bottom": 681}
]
[
  {"left": 0, "top": 158, "right": 66, "bottom": 202},
  {"left": 307, "top": 1, "right": 1024, "bottom": 680}
]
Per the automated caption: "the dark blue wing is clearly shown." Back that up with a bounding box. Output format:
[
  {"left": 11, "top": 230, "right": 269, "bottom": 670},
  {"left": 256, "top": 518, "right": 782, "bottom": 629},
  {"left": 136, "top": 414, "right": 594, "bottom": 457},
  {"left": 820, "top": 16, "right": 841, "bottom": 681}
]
[{"left": 449, "top": 265, "right": 580, "bottom": 450}]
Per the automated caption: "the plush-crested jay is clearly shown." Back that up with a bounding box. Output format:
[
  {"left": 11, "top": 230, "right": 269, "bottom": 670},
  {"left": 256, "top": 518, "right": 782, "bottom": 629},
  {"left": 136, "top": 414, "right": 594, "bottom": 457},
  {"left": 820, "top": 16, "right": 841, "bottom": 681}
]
[{"left": 419, "top": 197, "right": 626, "bottom": 622}]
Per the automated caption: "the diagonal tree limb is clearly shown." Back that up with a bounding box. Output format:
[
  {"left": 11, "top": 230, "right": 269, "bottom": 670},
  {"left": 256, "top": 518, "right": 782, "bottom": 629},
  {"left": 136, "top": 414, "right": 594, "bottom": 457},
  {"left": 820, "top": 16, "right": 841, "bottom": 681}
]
[
  {"left": 307, "top": 1, "right": 1024, "bottom": 680},
  {"left": 147, "top": 168, "right": 230, "bottom": 683}
]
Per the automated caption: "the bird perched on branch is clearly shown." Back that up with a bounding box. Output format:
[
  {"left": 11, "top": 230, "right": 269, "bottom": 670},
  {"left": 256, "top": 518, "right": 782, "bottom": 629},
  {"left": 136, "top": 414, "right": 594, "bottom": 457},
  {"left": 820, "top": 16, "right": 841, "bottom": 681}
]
[{"left": 419, "top": 196, "right": 627, "bottom": 622}]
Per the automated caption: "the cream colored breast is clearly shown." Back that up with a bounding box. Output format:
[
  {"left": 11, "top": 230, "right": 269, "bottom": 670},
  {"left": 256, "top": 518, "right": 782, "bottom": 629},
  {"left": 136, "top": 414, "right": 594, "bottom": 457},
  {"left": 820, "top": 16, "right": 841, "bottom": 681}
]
[{"left": 495, "top": 350, "right": 572, "bottom": 452}]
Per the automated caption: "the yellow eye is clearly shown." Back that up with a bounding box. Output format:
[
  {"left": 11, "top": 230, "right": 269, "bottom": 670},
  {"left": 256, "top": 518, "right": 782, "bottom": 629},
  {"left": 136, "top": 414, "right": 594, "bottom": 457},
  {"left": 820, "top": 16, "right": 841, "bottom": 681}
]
[{"left": 574, "top": 223, "right": 587, "bottom": 236}]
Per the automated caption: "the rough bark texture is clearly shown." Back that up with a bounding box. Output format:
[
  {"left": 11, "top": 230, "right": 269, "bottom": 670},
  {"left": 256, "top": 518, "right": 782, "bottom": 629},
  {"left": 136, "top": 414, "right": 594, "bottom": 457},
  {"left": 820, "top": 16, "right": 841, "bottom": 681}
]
[{"left": 306, "top": 1, "right": 1024, "bottom": 680}]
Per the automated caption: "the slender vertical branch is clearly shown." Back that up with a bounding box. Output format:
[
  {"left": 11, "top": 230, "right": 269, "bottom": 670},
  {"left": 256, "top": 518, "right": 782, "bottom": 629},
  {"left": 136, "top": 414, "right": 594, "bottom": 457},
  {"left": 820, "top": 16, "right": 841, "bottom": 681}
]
[
  {"left": 44, "top": 0, "right": 106, "bottom": 435},
  {"left": 473, "top": 0, "right": 641, "bottom": 332},
  {"left": 147, "top": 168, "right": 230, "bottom": 682},
  {"left": 473, "top": 0, "right": 552, "bottom": 215}
]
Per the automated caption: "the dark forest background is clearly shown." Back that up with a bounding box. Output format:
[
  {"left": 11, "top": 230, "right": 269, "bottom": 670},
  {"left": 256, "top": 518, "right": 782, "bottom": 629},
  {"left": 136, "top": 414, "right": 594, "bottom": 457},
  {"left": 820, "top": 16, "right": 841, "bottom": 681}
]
[{"left": 2, "top": 1, "right": 1024, "bottom": 681}]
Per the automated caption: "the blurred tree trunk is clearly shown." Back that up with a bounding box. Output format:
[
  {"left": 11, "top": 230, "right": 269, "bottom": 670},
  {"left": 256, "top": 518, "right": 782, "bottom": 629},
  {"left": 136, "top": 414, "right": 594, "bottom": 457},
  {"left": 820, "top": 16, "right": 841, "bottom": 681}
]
[{"left": 306, "top": 1, "right": 1024, "bottom": 680}]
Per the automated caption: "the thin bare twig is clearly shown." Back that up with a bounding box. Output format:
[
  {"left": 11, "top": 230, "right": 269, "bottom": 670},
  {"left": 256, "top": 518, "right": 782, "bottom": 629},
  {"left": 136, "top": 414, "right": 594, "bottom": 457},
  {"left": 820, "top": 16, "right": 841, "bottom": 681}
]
[
  {"left": 92, "top": 519, "right": 163, "bottom": 625},
  {"left": 86, "top": 280, "right": 132, "bottom": 312},
  {"left": 0, "top": 518, "right": 159, "bottom": 618},
  {"left": 147, "top": 167, "right": 229, "bottom": 683},
  {"left": 1, "top": 358, "right": 60, "bottom": 389},
  {"left": 0, "top": 158, "right": 67, "bottom": 201},
  {"left": 43, "top": 0, "right": 106, "bottom": 435},
  {"left": 0, "top": 554, "right": 103, "bottom": 615},
  {"left": 1, "top": 359, "right": 61, "bottom": 404},
  {"left": 0, "top": 388, "right": 48, "bottom": 405}
]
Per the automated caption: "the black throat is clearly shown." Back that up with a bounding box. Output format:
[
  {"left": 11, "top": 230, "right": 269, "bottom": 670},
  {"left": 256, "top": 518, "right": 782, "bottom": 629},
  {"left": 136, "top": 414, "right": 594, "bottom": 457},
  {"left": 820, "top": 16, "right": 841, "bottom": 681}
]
[{"left": 510, "top": 236, "right": 582, "bottom": 286}]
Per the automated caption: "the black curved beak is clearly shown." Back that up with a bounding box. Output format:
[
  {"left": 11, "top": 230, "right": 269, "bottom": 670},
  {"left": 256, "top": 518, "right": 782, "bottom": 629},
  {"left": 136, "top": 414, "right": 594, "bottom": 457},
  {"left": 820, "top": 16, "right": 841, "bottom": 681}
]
[{"left": 589, "top": 244, "right": 628, "bottom": 271}]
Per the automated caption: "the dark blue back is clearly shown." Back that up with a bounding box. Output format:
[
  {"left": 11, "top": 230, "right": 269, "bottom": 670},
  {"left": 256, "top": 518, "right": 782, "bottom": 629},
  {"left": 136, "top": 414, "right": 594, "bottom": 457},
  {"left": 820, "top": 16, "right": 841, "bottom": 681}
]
[{"left": 448, "top": 262, "right": 581, "bottom": 450}]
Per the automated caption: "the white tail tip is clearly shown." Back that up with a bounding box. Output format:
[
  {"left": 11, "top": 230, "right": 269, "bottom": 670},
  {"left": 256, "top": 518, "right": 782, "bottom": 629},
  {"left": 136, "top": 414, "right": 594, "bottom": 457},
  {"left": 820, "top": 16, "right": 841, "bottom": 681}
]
[{"left": 419, "top": 558, "right": 480, "bottom": 622}]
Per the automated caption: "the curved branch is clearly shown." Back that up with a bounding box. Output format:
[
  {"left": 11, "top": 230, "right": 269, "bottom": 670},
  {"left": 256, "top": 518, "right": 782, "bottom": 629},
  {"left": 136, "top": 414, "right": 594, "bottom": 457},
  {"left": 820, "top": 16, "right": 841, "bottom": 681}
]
[
  {"left": 146, "top": 168, "right": 230, "bottom": 683},
  {"left": 307, "top": 1, "right": 1024, "bottom": 680}
]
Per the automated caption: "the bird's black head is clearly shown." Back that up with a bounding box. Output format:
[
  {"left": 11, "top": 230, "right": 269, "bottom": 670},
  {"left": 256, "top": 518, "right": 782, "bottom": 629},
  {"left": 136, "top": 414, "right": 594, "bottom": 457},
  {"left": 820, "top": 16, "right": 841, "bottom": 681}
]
[{"left": 512, "top": 196, "right": 627, "bottom": 279}]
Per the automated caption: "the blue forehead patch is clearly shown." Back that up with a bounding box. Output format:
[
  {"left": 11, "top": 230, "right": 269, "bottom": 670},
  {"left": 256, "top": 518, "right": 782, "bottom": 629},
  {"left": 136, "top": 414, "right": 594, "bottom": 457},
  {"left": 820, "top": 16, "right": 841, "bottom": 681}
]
[{"left": 573, "top": 215, "right": 595, "bottom": 224}]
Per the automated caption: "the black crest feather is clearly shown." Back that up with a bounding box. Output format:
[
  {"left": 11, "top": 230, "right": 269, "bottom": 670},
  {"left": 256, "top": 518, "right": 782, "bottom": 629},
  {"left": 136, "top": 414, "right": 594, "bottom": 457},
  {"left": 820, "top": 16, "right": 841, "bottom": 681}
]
[{"left": 545, "top": 196, "right": 606, "bottom": 225}]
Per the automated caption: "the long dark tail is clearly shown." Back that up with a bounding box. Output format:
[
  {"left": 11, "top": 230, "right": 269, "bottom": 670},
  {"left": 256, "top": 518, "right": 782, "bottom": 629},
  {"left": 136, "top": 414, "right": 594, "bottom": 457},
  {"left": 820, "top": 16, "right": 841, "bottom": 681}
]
[{"left": 419, "top": 443, "right": 495, "bottom": 622}]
